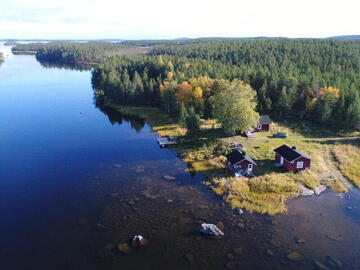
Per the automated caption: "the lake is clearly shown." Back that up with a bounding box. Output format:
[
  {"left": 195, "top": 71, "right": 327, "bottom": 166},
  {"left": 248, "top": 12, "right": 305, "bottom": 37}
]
[{"left": 1, "top": 43, "right": 360, "bottom": 270}]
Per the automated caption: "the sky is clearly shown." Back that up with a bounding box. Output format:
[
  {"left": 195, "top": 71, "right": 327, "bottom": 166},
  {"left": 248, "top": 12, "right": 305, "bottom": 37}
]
[{"left": 0, "top": 0, "right": 359, "bottom": 40}]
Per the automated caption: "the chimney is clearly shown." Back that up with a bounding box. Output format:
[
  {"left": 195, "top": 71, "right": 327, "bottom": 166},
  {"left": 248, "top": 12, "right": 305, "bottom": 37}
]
[{"left": 292, "top": 146, "right": 296, "bottom": 150}]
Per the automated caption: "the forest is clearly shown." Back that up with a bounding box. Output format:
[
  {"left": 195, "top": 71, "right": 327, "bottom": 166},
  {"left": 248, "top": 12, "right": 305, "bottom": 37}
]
[
  {"left": 12, "top": 42, "right": 147, "bottom": 65},
  {"left": 92, "top": 39, "right": 360, "bottom": 131},
  {"left": 0, "top": 52, "right": 4, "bottom": 64}
]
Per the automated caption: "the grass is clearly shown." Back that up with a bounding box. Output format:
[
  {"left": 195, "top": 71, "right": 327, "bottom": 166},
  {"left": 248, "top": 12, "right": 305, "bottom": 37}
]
[
  {"left": 332, "top": 144, "right": 360, "bottom": 188},
  {"left": 105, "top": 103, "right": 360, "bottom": 215}
]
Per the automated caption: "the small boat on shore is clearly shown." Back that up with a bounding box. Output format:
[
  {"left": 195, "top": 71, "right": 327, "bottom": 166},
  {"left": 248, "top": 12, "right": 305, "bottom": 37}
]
[{"left": 157, "top": 135, "right": 177, "bottom": 147}]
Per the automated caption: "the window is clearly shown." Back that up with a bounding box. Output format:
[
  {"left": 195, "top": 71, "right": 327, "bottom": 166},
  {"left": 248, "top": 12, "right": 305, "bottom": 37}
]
[{"left": 296, "top": 161, "right": 304, "bottom": 169}]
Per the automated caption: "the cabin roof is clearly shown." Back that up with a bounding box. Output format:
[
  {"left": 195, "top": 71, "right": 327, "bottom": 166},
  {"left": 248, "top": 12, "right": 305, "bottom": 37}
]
[
  {"left": 226, "top": 150, "right": 257, "bottom": 166},
  {"left": 273, "top": 144, "right": 311, "bottom": 162},
  {"left": 259, "top": 115, "right": 272, "bottom": 125}
]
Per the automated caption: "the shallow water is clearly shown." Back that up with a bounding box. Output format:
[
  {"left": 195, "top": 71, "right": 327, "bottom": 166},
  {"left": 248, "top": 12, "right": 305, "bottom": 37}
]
[{"left": 1, "top": 43, "right": 359, "bottom": 270}]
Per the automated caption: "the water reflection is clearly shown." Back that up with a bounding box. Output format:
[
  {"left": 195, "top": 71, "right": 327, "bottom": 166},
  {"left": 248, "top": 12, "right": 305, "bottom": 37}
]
[
  {"left": 37, "top": 57, "right": 93, "bottom": 71},
  {"left": 95, "top": 98, "right": 146, "bottom": 132}
]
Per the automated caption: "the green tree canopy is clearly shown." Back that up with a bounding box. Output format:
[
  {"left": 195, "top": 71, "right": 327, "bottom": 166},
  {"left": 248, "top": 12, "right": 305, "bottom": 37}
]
[{"left": 212, "top": 80, "right": 260, "bottom": 135}]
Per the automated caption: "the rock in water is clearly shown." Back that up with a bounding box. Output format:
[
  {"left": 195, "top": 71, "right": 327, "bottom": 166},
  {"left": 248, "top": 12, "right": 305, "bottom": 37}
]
[
  {"left": 132, "top": 235, "right": 148, "bottom": 247},
  {"left": 315, "top": 185, "right": 327, "bottom": 195},
  {"left": 200, "top": 223, "right": 224, "bottom": 236}
]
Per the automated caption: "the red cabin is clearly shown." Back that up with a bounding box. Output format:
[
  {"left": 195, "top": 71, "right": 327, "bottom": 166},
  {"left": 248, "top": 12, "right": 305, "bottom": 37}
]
[
  {"left": 226, "top": 150, "right": 257, "bottom": 177},
  {"left": 254, "top": 115, "right": 272, "bottom": 132},
  {"left": 273, "top": 145, "right": 311, "bottom": 172}
]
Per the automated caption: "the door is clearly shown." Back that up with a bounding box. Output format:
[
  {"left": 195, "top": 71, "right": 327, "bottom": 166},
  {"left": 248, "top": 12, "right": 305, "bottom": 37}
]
[
  {"left": 248, "top": 164, "right": 253, "bottom": 172},
  {"left": 280, "top": 156, "right": 284, "bottom": 165}
]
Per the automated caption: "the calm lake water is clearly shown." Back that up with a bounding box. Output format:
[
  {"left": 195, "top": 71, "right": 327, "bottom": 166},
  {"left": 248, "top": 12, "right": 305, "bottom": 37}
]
[{"left": 1, "top": 43, "right": 360, "bottom": 270}]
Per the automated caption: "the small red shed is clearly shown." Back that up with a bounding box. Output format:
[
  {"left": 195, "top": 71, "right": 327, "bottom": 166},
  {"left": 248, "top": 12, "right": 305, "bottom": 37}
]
[
  {"left": 226, "top": 150, "right": 257, "bottom": 176},
  {"left": 273, "top": 145, "right": 311, "bottom": 172},
  {"left": 254, "top": 115, "right": 272, "bottom": 132}
]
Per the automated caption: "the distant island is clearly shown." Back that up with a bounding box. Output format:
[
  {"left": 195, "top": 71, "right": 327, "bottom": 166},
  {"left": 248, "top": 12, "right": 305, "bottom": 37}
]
[{"left": 327, "top": 35, "right": 360, "bottom": 40}]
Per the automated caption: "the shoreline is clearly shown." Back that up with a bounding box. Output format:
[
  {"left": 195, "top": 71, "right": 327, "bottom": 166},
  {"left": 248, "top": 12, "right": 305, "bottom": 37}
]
[{"left": 100, "top": 100, "right": 360, "bottom": 215}]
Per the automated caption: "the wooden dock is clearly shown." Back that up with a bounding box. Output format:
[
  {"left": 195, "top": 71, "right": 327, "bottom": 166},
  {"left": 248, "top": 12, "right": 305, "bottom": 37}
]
[{"left": 157, "top": 136, "right": 177, "bottom": 147}]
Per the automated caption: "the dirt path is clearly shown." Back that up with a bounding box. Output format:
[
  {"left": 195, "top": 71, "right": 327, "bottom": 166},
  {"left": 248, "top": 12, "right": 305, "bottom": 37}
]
[{"left": 323, "top": 146, "right": 353, "bottom": 190}]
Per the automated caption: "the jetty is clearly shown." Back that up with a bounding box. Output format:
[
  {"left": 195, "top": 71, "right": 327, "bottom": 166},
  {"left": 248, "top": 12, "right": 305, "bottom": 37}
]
[{"left": 157, "top": 136, "right": 177, "bottom": 147}]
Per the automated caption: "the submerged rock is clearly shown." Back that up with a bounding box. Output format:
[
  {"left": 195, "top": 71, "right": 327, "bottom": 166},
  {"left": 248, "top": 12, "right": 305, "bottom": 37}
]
[
  {"left": 226, "top": 253, "right": 235, "bottom": 260},
  {"left": 294, "top": 237, "right": 306, "bottom": 244},
  {"left": 287, "top": 251, "right": 303, "bottom": 261},
  {"left": 77, "top": 218, "right": 88, "bottom": 225},
  {"left": 314, "top": 185, "right": 327, "bottom": 195},
  {"left": 299, "top": 185, "right": 315, "bottom": 196},
  {"left": 324, "top": 256, "right": 343, "bottom": 268},
  {"left": 163, "top": 175, "right": 176, "bottom": 180},
  {"left": 325, "top": 234, "right": 343, "bottom": 242},
  {"left": 314, "top": 260, "right": 328, "bottom": 269},
  {"left": 226, "top": 261, "right": 237, "bottom": 270},
  {"left": 104, "top": 243, "right": 114, "bottom": 251},
  {"left": 266, "top": 249, "right": 274, "bottom": 256},
  {"left": 118, "top": 243, "right": 131, "bottom": 254},
  {"left": 233, "top": 247, "right": 243, "bottom": 255},
  {"left": 113, "top": 163, "right": 122, "bottom": 168},
  {"left": 200, "top": 223, "right": 224, "bottom": 236},
  {"left": 184, "top": 254, "right": 194, "bottom": 262}
]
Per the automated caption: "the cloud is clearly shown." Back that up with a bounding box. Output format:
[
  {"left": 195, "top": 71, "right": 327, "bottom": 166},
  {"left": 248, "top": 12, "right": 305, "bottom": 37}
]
[{"left": 0, "top": 0, "right": 359, "bottom": 39}]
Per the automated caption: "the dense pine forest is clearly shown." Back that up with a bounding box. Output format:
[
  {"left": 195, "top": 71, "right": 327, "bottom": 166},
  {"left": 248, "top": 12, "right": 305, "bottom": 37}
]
[
  {"left": 92, "top": 39, "right": 360, "bottom": 131},
  {"left": 13, "top": 39, "right": 360, "bottom": 131},
  {"left": 12, "top": 42, "right": 147, "bottom": 64}
]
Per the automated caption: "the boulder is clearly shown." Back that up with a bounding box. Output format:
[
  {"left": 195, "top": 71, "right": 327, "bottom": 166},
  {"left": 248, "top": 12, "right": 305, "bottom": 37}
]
[
  {"left": 200, "top": 223, "right": 224, "bottom": 236},
  {"left": 132, "top": 235, "right": 148, "bottom": 247},
  {"left": 315, "top": 185, "right": 327, "bottom": 195},
  {"left": 237, "top": 208, "right": 244, "bottom": 215}
]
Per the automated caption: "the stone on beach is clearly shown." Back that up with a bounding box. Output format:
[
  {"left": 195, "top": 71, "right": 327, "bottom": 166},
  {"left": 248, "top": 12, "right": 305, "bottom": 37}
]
[
  {"left": 200, "top": 223, "right": 224, "bottom": 236},
  {"left": 299, "top": 185, "right": 314, "bottom": 196},
  {"left": 314, "top": 185, "right": 327, "bottom": 195}
]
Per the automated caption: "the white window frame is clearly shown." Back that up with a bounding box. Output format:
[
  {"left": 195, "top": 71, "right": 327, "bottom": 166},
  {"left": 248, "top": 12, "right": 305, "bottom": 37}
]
[
  {"left": 258, "top": 125, "right": 262, "bottom": 129},
  {"left": 296, "top": 161, "right": 304, "bottom": 169}
]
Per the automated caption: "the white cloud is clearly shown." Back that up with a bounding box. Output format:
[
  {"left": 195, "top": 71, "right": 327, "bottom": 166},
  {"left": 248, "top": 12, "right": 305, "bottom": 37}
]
[{"left": 0, "top": 0, "right": 359, "bottom": 39}]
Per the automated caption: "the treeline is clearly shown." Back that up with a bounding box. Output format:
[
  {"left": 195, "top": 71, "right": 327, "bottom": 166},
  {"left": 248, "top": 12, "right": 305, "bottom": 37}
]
[
  {"left": 150, "top": 39, "right": 360, "bottom": 129},
  {"left": 12, "top": 42, "right": 148, "bottom": 65},
  {"left": 92, "top": 55, "right": 260, "bottom": 133},
  {"left": 0, "top": 52, "right": 4, "bottom": 65}
]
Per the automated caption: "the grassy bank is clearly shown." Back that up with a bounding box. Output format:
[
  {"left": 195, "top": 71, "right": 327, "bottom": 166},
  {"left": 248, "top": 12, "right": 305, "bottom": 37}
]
[{"left": 106, "top": 103, "right": 360, "bottom": 215}]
